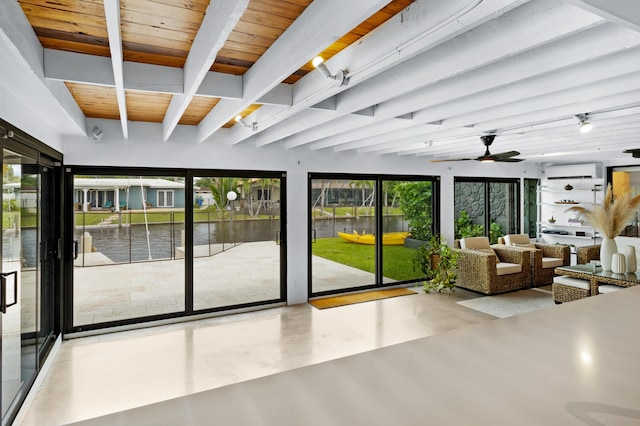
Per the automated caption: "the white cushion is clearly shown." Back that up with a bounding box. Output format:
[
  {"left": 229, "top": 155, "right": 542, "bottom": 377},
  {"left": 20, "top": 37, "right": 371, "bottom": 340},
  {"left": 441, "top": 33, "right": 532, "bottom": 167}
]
[
  {"left": 553, "top": 276, "right": 589, "bottom": 290},
  {"left": 541, "top": 257, "right": 564, "bottom": 269},
  {"left": 598, "top": 284, "right": 622, "bottom": 294},
  {"left": 460, "top": 237, "right": 491, "bottom": 250},
  {"left": 495, "top": 262, "right": 522, "bottom": 276},
  {"left": 504, "top": 234, "right": 530, "bottom": 246}
]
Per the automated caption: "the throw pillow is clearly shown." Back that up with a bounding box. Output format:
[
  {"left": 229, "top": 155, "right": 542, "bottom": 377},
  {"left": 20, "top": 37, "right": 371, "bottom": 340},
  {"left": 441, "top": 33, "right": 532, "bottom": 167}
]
[{"left": 473, "top": 248, "right": 501, "bottom": 263}]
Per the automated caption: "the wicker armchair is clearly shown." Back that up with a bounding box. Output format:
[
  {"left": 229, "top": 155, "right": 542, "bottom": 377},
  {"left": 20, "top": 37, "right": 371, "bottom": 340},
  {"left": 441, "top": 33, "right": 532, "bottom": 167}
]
[
  {"left": 498, "top": 234, "right": 570, "bottom": 287},
  {"left": 576, "top": 244, "right": 600, "bottom": 264},
  {"left": 454, "top": 237, "right": 531, "bottom": 294}
]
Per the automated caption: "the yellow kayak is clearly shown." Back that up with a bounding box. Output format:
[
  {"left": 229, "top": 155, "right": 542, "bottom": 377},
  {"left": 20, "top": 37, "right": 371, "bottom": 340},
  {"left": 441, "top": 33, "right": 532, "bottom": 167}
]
[{"left": 337, "top": 231, "right": 410, "bottom": 246}]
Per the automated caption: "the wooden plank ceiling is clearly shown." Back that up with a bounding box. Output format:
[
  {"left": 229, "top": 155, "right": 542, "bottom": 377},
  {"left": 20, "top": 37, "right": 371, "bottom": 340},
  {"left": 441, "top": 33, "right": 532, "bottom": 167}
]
[{"left": 18, "top": 0, "right": 412, "bottom": 126}]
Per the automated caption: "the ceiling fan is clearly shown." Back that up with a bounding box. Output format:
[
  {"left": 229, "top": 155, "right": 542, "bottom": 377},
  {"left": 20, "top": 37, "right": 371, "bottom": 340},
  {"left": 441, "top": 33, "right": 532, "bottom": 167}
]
[{"left": 430, "top": 135, "right": 523, "bottom": 163}]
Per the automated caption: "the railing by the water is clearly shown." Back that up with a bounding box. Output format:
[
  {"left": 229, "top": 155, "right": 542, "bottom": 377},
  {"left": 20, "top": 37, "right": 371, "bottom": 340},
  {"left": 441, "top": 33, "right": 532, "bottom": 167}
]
[{"left": 74, "top": 210, "right": 281, "bottom": 267}]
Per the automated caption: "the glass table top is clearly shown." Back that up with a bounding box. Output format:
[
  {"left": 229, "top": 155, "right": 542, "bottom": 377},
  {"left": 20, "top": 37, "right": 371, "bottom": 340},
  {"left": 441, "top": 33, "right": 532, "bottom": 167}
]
[{"left": 556, "top": 264, "right": 640, "bottom": 284}]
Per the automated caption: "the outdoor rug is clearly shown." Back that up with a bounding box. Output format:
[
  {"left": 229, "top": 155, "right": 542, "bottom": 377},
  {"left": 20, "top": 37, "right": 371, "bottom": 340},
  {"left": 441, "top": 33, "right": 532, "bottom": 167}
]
[
  {"left": 456, "top": 288, "right": 554, "bottom": 318},
  {"left": 309, "top": 288, "right": 417, "bottom": 309}
]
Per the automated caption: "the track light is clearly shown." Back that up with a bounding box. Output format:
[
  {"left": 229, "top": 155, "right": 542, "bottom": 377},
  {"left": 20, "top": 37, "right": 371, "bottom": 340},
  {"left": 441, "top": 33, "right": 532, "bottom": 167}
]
[
  {"left": 312, "top": 56, "right": 349, "bottom": 87},
  {"left": 91, "top": 126, "right": 104, "bottom": 142},
  {"left": 234, "top": 115, "right": 257, "bottom": 131},
  {"left": 574, "top": 114, "right": 593, "bottom": 134}
]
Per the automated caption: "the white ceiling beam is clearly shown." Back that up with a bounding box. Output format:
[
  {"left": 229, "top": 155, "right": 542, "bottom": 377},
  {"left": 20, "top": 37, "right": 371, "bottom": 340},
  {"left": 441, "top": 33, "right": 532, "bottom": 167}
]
[
  {"left": 257, "top": 84, "right": 292, "bottom": 106},
  {"left": 364, "top": 23, "right": 638, "bottom": 134},
  {"left": 162, "top": 0, "right": 249, "bottom": 142},
  {"left": 255, "top": 0, "right": 604, "bottom": 150},
  {"left": 0, "top": 1, "right": 85, "bottom": 136},
  {"left": 318, "top": 22, "right": 639, "bottom": 153},
  {"left": 440, "top": 71, "right": 640, "bottom": 130},
  {"left": 103, "top": 0, "right": 128, "bottom": 139},
  {"left": 196, "top": 0, "right": 392, "bottom": 143},
  {"left": 466, "top": 87, "right": 640, "bottom": 135},
  {"left": 44, "top": 49, "right": 244, "bottom": 99},
  {"left": 284, "top": 116, "right": 413, "bottom": 149},
  {"left": 361, "top": 127, "right": 479, "bottom": 154},
  {"left": 254, "top": 109, "right": 369, "bottom": 148},
  {"left": 228, "top": 0, "right": 524, "bottom": 147},
  {"left": 331, "top": 124, "right": 442, "bottom": 152},
  {"left": 411, "top": 46, "right": 640, "bottom": 127},
  {"left": 333, "top": 0, "right": 603, "bottom": 119},
  {"left": 568, "top": 0, "right": 640, "bottom": 32},
  {"left": 294, "top": 22, "right": 634, "bottom": 152}
]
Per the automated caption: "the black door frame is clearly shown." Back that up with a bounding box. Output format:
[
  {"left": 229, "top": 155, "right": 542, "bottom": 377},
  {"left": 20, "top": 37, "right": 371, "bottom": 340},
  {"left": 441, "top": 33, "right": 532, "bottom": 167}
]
[
  {"left": 63, "top": 167, "right": 287, "bottom": 334},
  {"left": 0, "top": 119, "right": 62, "bottom": 426},
  {"left": 308, "top": 173, "right": 440, "bottom": 298}
]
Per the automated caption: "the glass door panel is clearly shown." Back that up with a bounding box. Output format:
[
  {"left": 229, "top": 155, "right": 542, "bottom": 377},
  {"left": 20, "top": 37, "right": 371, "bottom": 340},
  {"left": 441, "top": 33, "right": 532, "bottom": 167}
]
[
  {"left": 193, "top": 176, "right": 282, "bottom": 310},
  {"left": 382, "top": 180, "right": 432, "bottom": 284},
  {"left": 489, "top": 181, "right": 519, "bottom": 242},
  {"left": 310, "top": 178, "right": 377, "bottom": 294},
  {"left": 454, "top": 181, "right": 486, "bottom": 240},
  {"left": 1, "top": 147, "right": 38, "bottom": 421},
  {"left": 72, "top": 175, "right": 185, "bottom": 326},
  {"left": 455, "top": 179, "right": 520, "bottom": 243}
]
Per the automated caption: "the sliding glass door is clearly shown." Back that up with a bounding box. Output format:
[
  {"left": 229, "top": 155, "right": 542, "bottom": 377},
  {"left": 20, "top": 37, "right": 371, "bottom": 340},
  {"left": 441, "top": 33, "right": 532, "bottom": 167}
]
[
  {"left": 70, "top": 173, "right": 186, "bottom": 328},
  {"left": 66, "top": 169, "right": 286, "bottom": 333},
  {"left": 309, "top": 174, "right": 439, "bottom": 297},
  {"left": 192, "top": 174, "right": 284, "bottom": 310},
  {"left": 310, "top": 177, "right": 378, "bottom": 294}
]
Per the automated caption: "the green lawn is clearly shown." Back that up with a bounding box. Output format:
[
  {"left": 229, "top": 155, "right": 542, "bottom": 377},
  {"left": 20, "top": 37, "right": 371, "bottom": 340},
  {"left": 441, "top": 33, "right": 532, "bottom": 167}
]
[
  {"left": 312, "top": 237, "right": 420, "bottom": 281},
  {"left": 313, "top": 206, "right": 403, "bottom": 218}
]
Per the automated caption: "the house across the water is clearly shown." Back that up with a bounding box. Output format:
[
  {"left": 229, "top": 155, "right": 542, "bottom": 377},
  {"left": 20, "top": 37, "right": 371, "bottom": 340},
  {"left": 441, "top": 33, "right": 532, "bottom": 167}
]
[{"left": 74, "top": 178, "right": 186, "bottom": 211}]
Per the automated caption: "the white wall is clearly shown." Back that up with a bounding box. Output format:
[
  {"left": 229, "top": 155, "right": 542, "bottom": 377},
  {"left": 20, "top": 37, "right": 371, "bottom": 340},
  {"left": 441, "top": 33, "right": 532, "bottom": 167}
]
[
  {"left": 57, "top": 119, "right": 539, "bottom": 303},
  {"left": 0, "top": 86, "right": 62, "bottom": 151}
]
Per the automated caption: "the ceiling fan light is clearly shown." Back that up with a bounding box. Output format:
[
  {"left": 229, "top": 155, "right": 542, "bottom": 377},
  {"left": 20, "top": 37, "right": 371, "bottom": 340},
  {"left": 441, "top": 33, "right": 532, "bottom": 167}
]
[{"left": 481, "top": 159, "right": 495, "bottom": 163}]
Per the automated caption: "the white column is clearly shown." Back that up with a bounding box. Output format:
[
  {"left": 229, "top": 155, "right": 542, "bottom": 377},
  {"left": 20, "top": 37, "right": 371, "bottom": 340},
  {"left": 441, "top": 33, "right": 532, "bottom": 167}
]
[
  {"left": 82, "top": 188, "right": 89, "bottom": 212},
  {"left": 286, "top": 170, "right": 308, "bottom": 304},
  {"left": 114, "top": 186, "right": 120, "bottom": 212}
]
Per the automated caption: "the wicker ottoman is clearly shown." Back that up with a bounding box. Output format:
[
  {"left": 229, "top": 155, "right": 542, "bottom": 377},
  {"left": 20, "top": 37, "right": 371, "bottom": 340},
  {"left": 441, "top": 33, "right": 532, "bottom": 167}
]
[{"left": 552, "top": 276, "right": 590, "bottom": 304}]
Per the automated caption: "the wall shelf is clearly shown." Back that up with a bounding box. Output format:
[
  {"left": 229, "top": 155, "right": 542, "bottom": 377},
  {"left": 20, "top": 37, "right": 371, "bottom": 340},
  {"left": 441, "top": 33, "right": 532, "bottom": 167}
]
[{"left": 537, "top": 167, "right": 604, "bottom": 253}]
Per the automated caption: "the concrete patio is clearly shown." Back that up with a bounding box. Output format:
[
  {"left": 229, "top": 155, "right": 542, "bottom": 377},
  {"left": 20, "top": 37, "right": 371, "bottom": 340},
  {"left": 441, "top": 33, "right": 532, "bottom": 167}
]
[{"left": 72, "top": 241, "right": 386, "bottom": 326}]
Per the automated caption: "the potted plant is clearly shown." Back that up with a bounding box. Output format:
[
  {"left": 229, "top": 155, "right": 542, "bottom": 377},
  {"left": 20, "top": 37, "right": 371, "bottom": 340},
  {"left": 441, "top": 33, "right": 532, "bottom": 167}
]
[{"left": 413, "top": 234, "right": 459, "bottom": 293}]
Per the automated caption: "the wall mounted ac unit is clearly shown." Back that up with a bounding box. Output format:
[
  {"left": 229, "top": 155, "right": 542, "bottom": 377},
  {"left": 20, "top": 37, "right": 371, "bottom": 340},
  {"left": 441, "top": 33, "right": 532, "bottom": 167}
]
[{"left": 544, "top": 163, "right": 602, "bottom": 180}]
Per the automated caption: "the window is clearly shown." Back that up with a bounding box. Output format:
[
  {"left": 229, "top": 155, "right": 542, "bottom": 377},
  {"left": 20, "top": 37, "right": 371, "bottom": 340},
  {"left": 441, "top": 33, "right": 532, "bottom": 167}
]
[
  {"left": 454, "top": 178, "right": 520, "bottom": 243},
  {"left": 157, "top": 190, "right": 174, "bottom": 207}
]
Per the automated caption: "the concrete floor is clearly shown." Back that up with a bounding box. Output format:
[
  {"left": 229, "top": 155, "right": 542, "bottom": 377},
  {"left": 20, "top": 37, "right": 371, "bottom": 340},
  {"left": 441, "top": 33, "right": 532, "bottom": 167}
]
[{"left": 17, "top": 283, "right": 493, "bottom": 425}]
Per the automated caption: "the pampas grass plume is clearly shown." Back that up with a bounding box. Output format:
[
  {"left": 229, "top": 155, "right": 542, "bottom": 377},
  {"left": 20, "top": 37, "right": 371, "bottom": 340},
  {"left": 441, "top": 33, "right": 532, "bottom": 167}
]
[{"left": 567, "top": 184, "right": 640, "bottom": 238}]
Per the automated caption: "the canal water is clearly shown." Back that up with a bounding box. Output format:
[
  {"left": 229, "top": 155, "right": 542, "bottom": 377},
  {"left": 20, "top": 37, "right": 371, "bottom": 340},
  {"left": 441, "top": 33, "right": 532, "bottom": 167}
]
[
  {"left": 101, "top": 216, "right": 406, "bottom": 263},
  {"left": 4, "top": 216, "right": 409, "bottom": 266}
]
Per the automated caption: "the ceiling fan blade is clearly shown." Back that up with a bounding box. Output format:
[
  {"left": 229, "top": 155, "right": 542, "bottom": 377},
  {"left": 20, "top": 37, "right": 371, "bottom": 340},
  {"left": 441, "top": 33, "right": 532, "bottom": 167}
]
[
  {"left": 492, "top": 150, "right": 521, "bottom": 159},
  {"left": 497, "top": 157, "right": 524, "bottom": 162},
  {"left": 429, "top": 158, "right": 473, "bottom": 163}
]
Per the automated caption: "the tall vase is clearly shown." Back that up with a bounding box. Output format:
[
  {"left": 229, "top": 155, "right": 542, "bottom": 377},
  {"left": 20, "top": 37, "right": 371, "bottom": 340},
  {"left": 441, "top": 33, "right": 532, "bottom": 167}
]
[
  {"left": 600, "top": 238, "right": 617, "bottom": 272},
  {"left": 624, "top": 245, "right": 637, "bottom": 273}
]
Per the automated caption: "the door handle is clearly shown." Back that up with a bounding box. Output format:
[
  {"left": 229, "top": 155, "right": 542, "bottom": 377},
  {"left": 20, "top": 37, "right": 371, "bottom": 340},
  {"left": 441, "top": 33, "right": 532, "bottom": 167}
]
[
  {"left": 311, "top": 228, "right": 317, "bottom": 243},
  {"left": 73, "top": 239, "right": 79, "bottom": 260},
  {"left": 275, "top": 230, "right": 281, "bottom": 245},
  {"left": 0, "top": 271, "right": 18, "bottom": 314}
]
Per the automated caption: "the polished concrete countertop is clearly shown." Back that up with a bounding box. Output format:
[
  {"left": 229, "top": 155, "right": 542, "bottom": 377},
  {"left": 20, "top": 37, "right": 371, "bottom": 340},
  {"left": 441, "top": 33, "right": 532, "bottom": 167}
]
[{"left": 70, "top": 286, "right": 640, "bottom": 425}]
